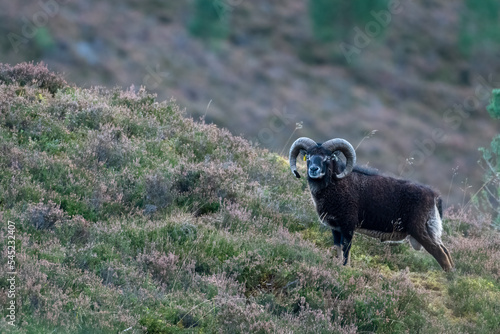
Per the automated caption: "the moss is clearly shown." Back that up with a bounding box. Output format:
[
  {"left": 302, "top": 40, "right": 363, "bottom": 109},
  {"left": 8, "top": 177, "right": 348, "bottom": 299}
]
[{"left": 448, "top": 277, "right": 500, "bottom": 331}]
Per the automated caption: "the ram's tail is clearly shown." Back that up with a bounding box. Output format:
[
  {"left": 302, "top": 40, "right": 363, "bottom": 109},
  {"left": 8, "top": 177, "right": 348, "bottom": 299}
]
[{"left": 437, "top": 197, "right": 443, "bottom": 219}]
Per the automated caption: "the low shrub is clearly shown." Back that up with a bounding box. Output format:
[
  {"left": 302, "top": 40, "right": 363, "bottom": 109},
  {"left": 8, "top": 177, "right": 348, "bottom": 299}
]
[
  {"left": 0, "top": 62, "right": 67, "bottom": 94},
  {"left": 25, "top": 200, "right": 66, "bottom": 230}
]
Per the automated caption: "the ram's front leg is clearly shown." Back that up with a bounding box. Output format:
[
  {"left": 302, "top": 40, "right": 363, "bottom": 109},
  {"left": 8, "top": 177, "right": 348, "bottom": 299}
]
[
  {"left": 332, "top": 229, "right": 343, "bottom": 259},
  {"left": 340, "top": 229, "right": 354, "bottom": 266},
  {"left": 332, "top": 228, "right": 353, "bottom": 266}
]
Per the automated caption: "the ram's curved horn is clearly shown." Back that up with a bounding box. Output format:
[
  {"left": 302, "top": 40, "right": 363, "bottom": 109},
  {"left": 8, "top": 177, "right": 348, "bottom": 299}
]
[
  {"left": 289, "top": 137, "right": 317, "bottom": 178},
  {"left": 322, "top": 138, "right": 356, "bottom": 179}
]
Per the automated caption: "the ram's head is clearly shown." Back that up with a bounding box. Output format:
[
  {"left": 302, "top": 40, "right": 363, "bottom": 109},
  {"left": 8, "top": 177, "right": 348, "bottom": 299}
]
[{"left": 289, "top": 137, "right": 356, "bottom": 180}]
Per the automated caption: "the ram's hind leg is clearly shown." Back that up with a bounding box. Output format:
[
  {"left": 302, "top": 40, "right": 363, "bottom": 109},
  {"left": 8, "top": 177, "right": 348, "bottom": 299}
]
[
  {"left": 416, "top": 236, "right": 453, "bottom": 271},
  {"left": 428, "top": 203, "right": 454, "bottom": 271},
  {"left": 410, "top": 205, "right": 453, "bottom": 271},
  {"left": 440, "top": 244, "right": 454, "bottom": 268}
]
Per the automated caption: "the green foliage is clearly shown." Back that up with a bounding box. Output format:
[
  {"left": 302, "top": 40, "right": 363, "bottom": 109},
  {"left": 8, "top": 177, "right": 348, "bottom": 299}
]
[
  {"left": 309, "top": 0, "right": 343, "bottom": 42},
  {"left": 34, "top": 27, "right": 56, "bottom": 53},
  {"left": 479, "top": 89, "right": 500, "bottom": 228},
  {"left": 459, "top": 0, "right": 500, "bottom": 57},
  {"left": 448, "top": 277, "right": 500, "bottom": 332},
  {"left": 487, "top": 88, "right": 500, "bottom": 120},
  {"left": 188, "top": 0, "right": 229, "bottom": 40},
  {"left": 308, "top": 0, "right": 389, "bottom": 42}
]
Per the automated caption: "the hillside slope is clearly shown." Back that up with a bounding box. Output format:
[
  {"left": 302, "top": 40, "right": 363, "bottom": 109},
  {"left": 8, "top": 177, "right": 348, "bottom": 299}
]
[
  {"left": 1, "top": 0, "right": 499, "bottom": 206},
  {"left": 1, "top": 64, "right": 500, "bottom": 333}
]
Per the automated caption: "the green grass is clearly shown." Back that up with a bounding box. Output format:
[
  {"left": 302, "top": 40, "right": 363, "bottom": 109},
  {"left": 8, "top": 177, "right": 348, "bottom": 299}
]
[{"left": 1, "top": 62, "right": 500, "bottom": 333}]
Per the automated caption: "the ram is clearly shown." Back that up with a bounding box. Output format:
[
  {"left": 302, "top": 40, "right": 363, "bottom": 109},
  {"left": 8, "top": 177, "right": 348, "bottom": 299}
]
[{"left": 289, "top": 137, "right": 454, "bottom": 271}]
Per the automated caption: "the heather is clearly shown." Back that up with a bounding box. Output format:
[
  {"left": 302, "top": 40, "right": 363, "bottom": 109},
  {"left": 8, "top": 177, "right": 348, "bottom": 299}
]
[{"left": 1, "top": 64, "right": 500, "bottom": 333}]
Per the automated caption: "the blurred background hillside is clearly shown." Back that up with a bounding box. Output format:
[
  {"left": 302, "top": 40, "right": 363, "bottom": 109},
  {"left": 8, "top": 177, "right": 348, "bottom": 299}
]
[{"left": 1, "top": 0, "right": 499, "bottom": 206}]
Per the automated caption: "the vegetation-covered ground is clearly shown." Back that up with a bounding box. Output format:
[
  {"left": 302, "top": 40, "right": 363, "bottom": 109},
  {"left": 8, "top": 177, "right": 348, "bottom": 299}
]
[{"left": 1, "top": 64, "right": 500, "bottom": 333}]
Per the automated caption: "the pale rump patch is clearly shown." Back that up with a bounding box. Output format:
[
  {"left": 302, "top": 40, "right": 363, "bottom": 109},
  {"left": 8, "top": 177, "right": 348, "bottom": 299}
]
[{"left": 426, "top": 203, "right": 443, "bottom": 244}]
